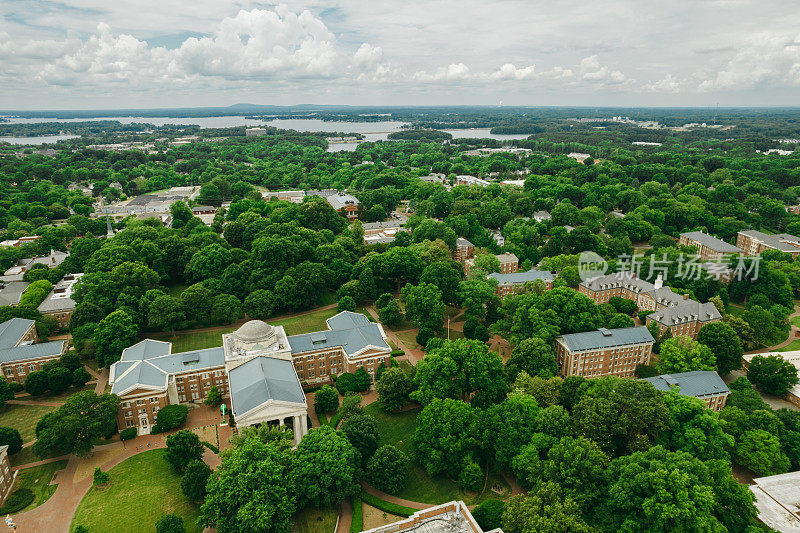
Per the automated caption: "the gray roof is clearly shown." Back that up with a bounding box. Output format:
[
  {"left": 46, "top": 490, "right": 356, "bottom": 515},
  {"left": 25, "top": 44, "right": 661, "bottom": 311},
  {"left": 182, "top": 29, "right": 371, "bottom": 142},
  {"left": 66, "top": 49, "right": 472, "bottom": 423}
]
[
  {"left": 488, "top": 268, "right": 554, "bottom": 285},
  {"left": 457, "top": 237, "right": 474, "bottom": 248},
  {"left": 0, "top": 282, "right": 29, "bottom": 307},
  {"left": 228, "top": 356, "right": 306, "bottom": 417},
  {"left": 580, "top": 272, "right": 654, "bottom": 293},
  {"left": 645, "top": 287, "right": 686, "bottom": 307},
  {"left": 533, "top": 210, "right": 551, "bottom": 220},
  {"left": 647, "top": 300, "right": 721, "bottom": 326},
  {"left": 362, "top": 221, "right": 403, "bottom": 230},
  {"left": 0, "top": 318, "right": 33, "bottom": 348},
  {"left": 681, "top": 231, "right": 743, "bottom": 253},
  {"left": 558, "top": 326, "right": 654, "bottom": 352},
  {"left": 643, "top": 370, "right": 729, "bottom": 398},
  {"left": 0, "top": 341, "right": 65, "bottom": 364},
  {"left": 315, "top": 192, "right": 359, "bottom": 211},
  {"left": 288, "top": 311, "right": 390, "bottom": 357},
  {"left": 739, "top": 230, "right": 800, "bottom": 252}
]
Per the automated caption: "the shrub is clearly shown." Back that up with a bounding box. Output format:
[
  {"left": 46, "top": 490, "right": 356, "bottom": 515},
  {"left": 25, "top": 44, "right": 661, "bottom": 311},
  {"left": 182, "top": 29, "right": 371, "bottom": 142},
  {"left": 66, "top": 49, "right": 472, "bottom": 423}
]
[
  {"left": 335, "top": 373, "right": 359, "bottom": 395},
  {"left": 119, "top": 428, "right": 137, "bottom": 441},
  {"left": 0, "top": 488, "right": 34, "bottom": 514},
  {"left": 459, "top": 459, "right": 483, "bottom": 491},
  {"left": 359, "top": 490, "right": 415, "bottom": 517},
  {"left": 93, "top": 467, "right": 109, "bottom": 486},
  {"left": 315, "top": 385, "right": 340, "bottom": 414},
  {"left": 366, "top": 445, "right": 409, "bottom": 495},
  {"left": 72, "top": 367, "right": 92, "bottom": 387},
  {"left": 201, "top": 441, "right": 219, "bottom": 454},
  {"left": 635, "top": 364, "right": 659, "bottom": 378},
  {"left": 390, "top": 349, "right": 405, "bottom": 358},
  {"left": 153, "top": 404, "right": 189, "bottom": 433},
  {"left": 155, "top": 513, "right": 186, "bottom": 533},
  {"left": 338, "top": 296, "right": 357, "bottom": 313},
  {"left": 416, "top": 328, "right": 435, "bottom": 347},
  {"left": 349, "top": 497, "right": 363, "bottom": 533},
  {"left": 472, "top": 499, "right": 504, "bottom": 531},
  {"left": 9, "top": 382, "right": 23, "bottom": 393},
  {"left": 73, "top": 527, "right": 89, "bottom": 533},
  {"left": 24, "top": 371, "right": 49, "bottom": 396},
  {"left": 0, "top": 427, "right": 22, "bottom": 455}
]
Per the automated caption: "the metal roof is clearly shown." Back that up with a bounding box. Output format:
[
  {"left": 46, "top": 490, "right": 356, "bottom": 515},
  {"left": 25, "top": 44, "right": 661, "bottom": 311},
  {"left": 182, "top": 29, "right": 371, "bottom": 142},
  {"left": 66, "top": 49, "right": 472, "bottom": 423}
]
[
  {"left": 558, "top": 326, "right": 654, "bottom": 352},
  {"left": 228, "top": 356, "right": 306, "bottom": 417},
  {"left": 0, "top": 341, "right": 65, "bottom": 363},
  {"left": 643, "top": 370, "right": 729, "bottom": 398},
  {"left": 0, "top": 282, "right": 29, "bottom": 307},
  {"left": 0, "top": 318, "right": 34, "bottom": 349},
  {"left": 457, "top": 237, "right": 474, "bottom": 248},
  {"left": 288, "top": 311, "right": 389, "bottom": 357},
  {"left": 488, "top": 268, "right": 554, "bottom": 285},
  {"left": 647, "top": 300, "right": 721, "bottom": 326},
  {"left": 680, "top": 231, "right": 743, "bottom": 253}
]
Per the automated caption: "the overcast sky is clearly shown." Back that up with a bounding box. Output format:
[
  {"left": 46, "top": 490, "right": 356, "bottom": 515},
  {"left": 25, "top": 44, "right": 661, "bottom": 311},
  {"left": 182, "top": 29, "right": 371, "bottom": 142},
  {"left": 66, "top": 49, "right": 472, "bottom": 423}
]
[{"left": 2, "top": 0, "right": 800, "bottom": 110}]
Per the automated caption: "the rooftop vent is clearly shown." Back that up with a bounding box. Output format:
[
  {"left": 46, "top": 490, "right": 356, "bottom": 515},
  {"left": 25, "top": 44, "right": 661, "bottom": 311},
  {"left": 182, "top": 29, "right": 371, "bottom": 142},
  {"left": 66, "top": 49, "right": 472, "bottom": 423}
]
[
  {"left": 182, "top": 352, "right": 200, "bottom": 365},
  {"left": 599, "top": 328, "right": 612, "bottom": 337}
]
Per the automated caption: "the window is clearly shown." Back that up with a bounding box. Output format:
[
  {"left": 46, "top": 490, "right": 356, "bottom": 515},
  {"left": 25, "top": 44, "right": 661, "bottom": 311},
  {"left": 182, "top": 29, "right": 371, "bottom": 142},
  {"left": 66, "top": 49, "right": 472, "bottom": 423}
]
[
  {"left": 122, "top": 402, "right": 129, "bottom": 408},
  {"left": 28, "top": 363, "right": 36, "bottom": 372},
  {"left": 177, "top": 377, "right": 184, "bottom": 383},
  {"left": 191, "top": 384, "right": 198, "bottom": 390},
  {"left": 136, "top": 399, "right": 144, "bottom": 405},
  {"left": 3, "top": 368, "right": 12, "bottom": 376},
  {"left": 150, "top": 397, "right": 158, "bottom": 403}
]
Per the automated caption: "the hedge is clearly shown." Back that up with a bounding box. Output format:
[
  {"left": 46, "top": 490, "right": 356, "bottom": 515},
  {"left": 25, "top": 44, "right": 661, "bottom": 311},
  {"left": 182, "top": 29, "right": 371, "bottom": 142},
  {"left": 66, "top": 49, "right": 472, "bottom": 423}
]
[
  {"left": 151, "top": 404, "right": 189, "bottom": 434},
  {"left": 349, "top": 497, "right": 363, "bottom": 533},
  {"left": 0, "top": 488, "right": 34, "bottom": 514},
  {"left": 359, "top": 490, "right": 415, "bottom": 517},
  {"left": 201, "top": 441, "right": 219, "bottom": 454},
  {"left": 119, "top": 428, "right": 137, "bottom": 441},
  {"left": 390, "top": 349, "right": 405, "bottom": 357}
]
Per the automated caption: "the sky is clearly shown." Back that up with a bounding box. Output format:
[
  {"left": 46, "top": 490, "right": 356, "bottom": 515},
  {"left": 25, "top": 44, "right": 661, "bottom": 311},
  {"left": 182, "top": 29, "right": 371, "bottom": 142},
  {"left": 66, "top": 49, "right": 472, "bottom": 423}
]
[{"left": 2, "top": 0, "right": 800, "bottom": 110}]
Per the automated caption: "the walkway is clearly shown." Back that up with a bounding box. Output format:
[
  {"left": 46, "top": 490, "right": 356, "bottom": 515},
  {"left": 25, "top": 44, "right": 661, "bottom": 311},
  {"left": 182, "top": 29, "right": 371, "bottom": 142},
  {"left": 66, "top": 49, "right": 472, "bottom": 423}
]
[
  {"left": 360, "top": 480, "right": 433, "bottom": 511},
  {"left": 363, "top": 306, "right": 425, "bottom": 364},
  {"left": 744, "top": 302, "right": 800, "bottom": 354}
]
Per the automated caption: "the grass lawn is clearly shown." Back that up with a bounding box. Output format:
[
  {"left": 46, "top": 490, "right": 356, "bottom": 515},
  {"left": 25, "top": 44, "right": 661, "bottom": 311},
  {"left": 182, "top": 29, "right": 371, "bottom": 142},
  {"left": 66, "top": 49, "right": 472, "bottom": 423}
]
[
  {"left": 30, "top": 384, "right": 88, "bottom": 404},
  {"left": 726, "top": 304, "right": 745, "bottom": 317},
  {"left": 0, "top": 404, "right": 58, "bottom": 442},
  {"left": 10, "top": 446, "right": 40, "bottom": 467},
  {"left": 293, "top": 505, "right": 338, "bottom": 533},
  {"left": 272, "top": 307, "right": 338, "bottom": 336},
  {"left": 71, "top": 449, "right": 202, "bottom": 533},
  {"left": 11, "top": 460, "right": 68, "bottom": 513},
  {"left": 397, "top": 360, "right": 414, "bottom": 376},
  {"left": 363, "top": 404, "right": 509, "bottom": 506},
  {"left": 790, "top": 316, "right": 800, "bottom": 328},
  {"left": 778, "top": 339, "right": 800, "bottom": 351},
  {"left": 762, "top": 325, "right": 790, "bottom": 348},
  {"left": 395, "top": 331, "right": 419, "bottom": 351}
]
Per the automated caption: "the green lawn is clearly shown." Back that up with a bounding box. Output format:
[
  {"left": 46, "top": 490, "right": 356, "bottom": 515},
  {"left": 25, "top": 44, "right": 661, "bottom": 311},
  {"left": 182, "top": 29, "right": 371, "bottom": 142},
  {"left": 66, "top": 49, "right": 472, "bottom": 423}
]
[
  {"left": 71, "top": 449, "right": 202, "bottom": 533},
  {"left": 395, "top": 331, "right": 419, "bottom": 351},
  {"left": 790, "top": 316, "right": 800, "bottom": 328},
  {"left": 778, "top": 339, "right": 800, "bottom": 351},
  {"left": 10, "top": 446, "right": 39, "bottom": 467},
  {"left": 294, "top": 505, "right": 338, "bottom": 533},
  {"left": 762, "top": 325, "right": 790, "bottom": 347},
  {"left": 11, "top": 460, "right": 68, "bottom": 513},
  {"left": 271, "top": 307, "right": 339, "bottom": 336},
  {"left": 0, "top": 404, "right": 58, "bottom": 442},
  {"left": 29, "top": 384, "right": 89, "bottom": 404},
  {"left": 726, "top": 304, "right": 745, "bottom": 317},
  {"left": 363, "top": 403, "right": 510, "bottom": 506}
]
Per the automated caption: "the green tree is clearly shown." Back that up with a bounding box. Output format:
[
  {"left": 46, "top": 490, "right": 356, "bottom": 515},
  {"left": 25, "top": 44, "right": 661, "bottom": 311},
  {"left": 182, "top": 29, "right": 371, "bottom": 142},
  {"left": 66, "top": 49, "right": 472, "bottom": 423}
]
[
  {"left": 165, "top": 430, "right": 205, "bottom": 473},
  {"left": 0, "top": 427, "right": 23, "bottom": 455},
  {"left": 735, "top": 429, "right": 791, "bottom": 476},
  {"left": 243, "top": 289, "right": 275, "bottom": 320},
  {"left": 94, "top": 309, "right": 138, "bottom": 367},
  {"left": 657, "top": 391, "right": 732, "bottom": 461},
  {"left": 337, "top": 296, "right": 356, "bottom": 313},
  {"left": 181, "top": 459, "right": 212, "bottom": 502},
  {"left": 148, "top": 294, "right": 185, "bottom": 335},
  {"left": 505, "top": 338, "right": 558, "bottom": 380},
  {"left": 24, "top": 370, "right": 49, "bottom": 396},
  {"left": 204, "top": 386, "right": 222, "bottom": 407},
  {"left": 482, "top": 393, "right": 541, "bottom": 467},
  {"left": 377, "top": 300, "right": 403, "bottom": 327},
  {"left": 46, "top": 366, "right": 72, "bottom": 394},
  {"left": 291, "top": 425, "right": 360, "bottom": 508},
  {"left": 459, "top": 458, "right": 483, "bottom": 491},
  {"left": 201, "top": 438, "right": 295, "bottom": 533},
  {"left": 72, "top": 367, "right": 92, "bottom": 387},
  {"left": 314, "top": 385, "right": 340, "bottom": 414},
  {"left": 376, "top": 367, "right": 413, "bottom": 412},
  {"left": 747, "top": 354, "right": 799, "bottom": 396},
  {"left": 420, "top": 261, "right": 462, "bottom": 304},
  {"left": 697, "top": 321, "right": 743, "bottom": 374},
  {"left": 472, "top": 499, "right": 504, "bottom": 532},
  {"left": 366, "top": 445, "right": 409, "bottom": 495},
  {"left": 33, "top": 391, "right": 119, "bottom": 458},
  {"left": 502, "top": 483, "right": 595, "bottom": 533},
  {"left": 93, "top": 467, "right": 109, "bottom": 486},
  {"left": 340, "top": 414, "right": 379, "bottom": 467},
  {"left": 155, "top": 513, "right": 186, "bottom": 533},
  {"left": 401, "top": 283, "right": 445, "bottom": 333},
  {"left": 412, "top": 398, "right": 479, "bottom": 477},
  {"left": 656, "top": 335, "right": 716, "bottom": 374}
]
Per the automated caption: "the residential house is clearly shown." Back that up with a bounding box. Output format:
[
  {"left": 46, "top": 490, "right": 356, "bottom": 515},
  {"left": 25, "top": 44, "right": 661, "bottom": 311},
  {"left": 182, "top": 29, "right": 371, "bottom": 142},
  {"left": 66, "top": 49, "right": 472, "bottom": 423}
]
[
  {"left": 642, "top": 371, "right": 730, "bottom": 411},
  {"left": 532, "top": 210, "right": 552, "bottom": 223},
  {"left": 554, "top": 326, "right": 654, "bottom": 378}
]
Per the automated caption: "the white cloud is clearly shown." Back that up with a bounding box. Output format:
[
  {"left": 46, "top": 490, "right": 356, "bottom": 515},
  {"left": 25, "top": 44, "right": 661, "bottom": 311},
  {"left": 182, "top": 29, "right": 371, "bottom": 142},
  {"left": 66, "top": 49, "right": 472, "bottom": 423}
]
[
  {"left": 699, "top": 33, "right": 800, "bottom": 90},
  {"left": 644, "top": 74, "right": 683, "bottom": 92},
  {"left": 412, "top": 63, "right": 472, "bottom": 82},
  {"left": 489, "top": 63, "right": 536, "bottom": 81},
  {"left": 579, "top": 55, "right": 631, "bottom": 85}
]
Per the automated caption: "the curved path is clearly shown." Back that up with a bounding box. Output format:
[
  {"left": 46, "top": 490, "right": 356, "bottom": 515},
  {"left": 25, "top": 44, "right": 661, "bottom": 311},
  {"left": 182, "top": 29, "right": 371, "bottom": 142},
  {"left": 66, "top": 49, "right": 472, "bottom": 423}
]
[{"left": 744, "top": 302, "right": 800, "bottom": 354}]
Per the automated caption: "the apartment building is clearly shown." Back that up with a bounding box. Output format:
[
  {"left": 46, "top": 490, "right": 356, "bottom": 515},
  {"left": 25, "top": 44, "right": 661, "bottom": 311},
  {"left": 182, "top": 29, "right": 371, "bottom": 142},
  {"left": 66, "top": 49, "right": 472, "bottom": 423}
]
[
  {"left": 642, "top": 370, "right": 730, "bottom": 411},
  {"left": 737, "top": 230, "right": 800, "bottom": 257},
  {"left": 645, "top": 300, "right": 722, "bottom": 339},
  {"left": 487, "top": 269, "right": 555, "bottom": 298},
  {"left": 678, "top": 231, "right": 743, "bottom": 261},
  {"left": 111, "top": 311, "right": 390, "bottom": 436},
  {"left": 455, "top": 238, "right": 475, "bottom": 262},
  {"left": 554, "top": 326, "right": 654, "bottom": 378},
  {"left": 37, "top": 273, "right": 82, "bottom": 328},
  {"left": 0, "top": 318, "right": 66, "bottom": 384}
]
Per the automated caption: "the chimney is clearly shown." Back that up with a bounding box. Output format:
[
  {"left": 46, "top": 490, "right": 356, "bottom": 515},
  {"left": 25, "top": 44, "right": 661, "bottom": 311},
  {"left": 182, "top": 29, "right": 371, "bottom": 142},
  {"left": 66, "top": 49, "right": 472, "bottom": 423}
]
[
  {"left": 683, "top": 293, "right": 690, "bottom": 300},
  {"left": 654, "top": 274, "right": 663, "bottom": 290}
]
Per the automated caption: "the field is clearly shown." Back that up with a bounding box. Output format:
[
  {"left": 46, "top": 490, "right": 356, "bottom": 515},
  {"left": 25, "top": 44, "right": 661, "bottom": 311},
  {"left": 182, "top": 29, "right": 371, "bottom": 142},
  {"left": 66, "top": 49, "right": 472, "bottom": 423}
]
[
  {"left": 10, "top": 460, "right": 68, "bottom": 513},
  {"left": 364, "top": 403, "right": 510, "bottom": 506},
  {"left": 0, "top": 403, "right": 58, "bottom": 442},
  {"left": 146, "top": 306, "right": 339, "bottom": 352},
  {"left": 71, "top": 449, "right": 202, "bottom": 533}
]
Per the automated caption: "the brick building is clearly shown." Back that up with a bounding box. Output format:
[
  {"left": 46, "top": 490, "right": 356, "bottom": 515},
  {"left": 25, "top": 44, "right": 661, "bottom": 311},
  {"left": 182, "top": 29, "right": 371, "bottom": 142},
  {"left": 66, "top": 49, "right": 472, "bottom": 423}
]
[
  {"left": 465, "top": 252, "right": 518, "bottom": 275},
  {"left": 554, "top": 326, "right": 654, "bottom": 378},
  {"left": 487, "top": 269, "right": 555, "bottom": 298},
  {"left": 737, "top": 230, "right": 800, "bottom": 257},
  {"left": 455, "top": 238, "right": 475, "bottom": 262},
  {"left": 678, "top": 231, "right": 743, "bottom": 261},
  {"left": 0, "top": 318, "right": 66, "bottom": 384},
  {"left": 111, "top": 311, "right": 390, "bottom": 436},
  {"left": 642, "top": 370, "right": 730, "bottom": 411},
  {"left": 645, "top": 300, "right": 722, "bottom": 339},
  {"left": 37, "top": 273, "right": 82, "bottom": 329},
  {"left": 0, "top": 446, "right": 16, "bottom": 506}
]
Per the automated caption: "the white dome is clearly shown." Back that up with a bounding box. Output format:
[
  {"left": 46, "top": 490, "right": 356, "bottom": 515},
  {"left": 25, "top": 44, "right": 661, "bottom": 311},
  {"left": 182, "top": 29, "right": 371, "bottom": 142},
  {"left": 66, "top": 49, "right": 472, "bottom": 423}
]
[{"left": 234, "top": 320, "right": 275, "bottom": 342}]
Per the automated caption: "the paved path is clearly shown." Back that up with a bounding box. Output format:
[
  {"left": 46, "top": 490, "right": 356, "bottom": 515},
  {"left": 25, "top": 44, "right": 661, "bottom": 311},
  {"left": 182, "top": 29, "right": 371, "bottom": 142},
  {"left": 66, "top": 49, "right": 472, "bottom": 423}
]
[
  {"left": 7, "top": 399, "right": 63, "bottom": 407},
  {"left": 363, "top": 306, "right": 425, "bottom": 364},
  {"left": 335, "top": 499, "right": 352, "bottom": 533},
  {"left": 93, "top": 367, "right": 109, "bottom": 394},
  {"left": 360, "top": 481, "right": 433, "bottom": 511}
]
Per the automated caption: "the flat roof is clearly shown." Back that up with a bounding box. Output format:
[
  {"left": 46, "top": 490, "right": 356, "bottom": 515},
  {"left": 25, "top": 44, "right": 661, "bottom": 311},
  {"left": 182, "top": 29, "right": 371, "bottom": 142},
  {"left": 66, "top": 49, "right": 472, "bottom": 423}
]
[{"left": 750, "top": 471, "right": 800, "bottom": 532}]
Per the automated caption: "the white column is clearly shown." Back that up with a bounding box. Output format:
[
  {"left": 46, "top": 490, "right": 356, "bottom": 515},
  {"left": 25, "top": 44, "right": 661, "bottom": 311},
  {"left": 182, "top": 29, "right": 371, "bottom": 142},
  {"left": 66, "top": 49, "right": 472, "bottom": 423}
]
[
  {"left": 298, "top": 413, "right": 308, "bottom": 443},
  {"left": 279, "top": 418, "right": 285, "bottom": 426}
]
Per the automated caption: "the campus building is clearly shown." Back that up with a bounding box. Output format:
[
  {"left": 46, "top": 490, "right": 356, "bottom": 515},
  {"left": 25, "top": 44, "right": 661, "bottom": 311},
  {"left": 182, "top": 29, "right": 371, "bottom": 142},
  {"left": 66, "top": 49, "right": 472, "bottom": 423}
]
[
  {"left": 2, "top": 250, "right": 69, "bottom": 277},
  {"left": 37, "top": 273, "right": 82, "bottom": 328},
  {"left": 308, "top": 190, "right": 362, "bottom": 221},
  {"left": 554, "top": 326, "right": 654, "bottom": 378},
  {"left": 743, "top": 352, "right": 800, "bottom": 408},
  {"left": 464, "top": 253, "right": 518, "bottom": 275},
  {"left": 362, "top": 221, "right": 406, "bottom": 245},
  {"left": 0, "top": 318, "right": 66, "bottom": 384},
  {"left": 455, "top": 238, "right": 475, "bottom": 262},
  {"left": 749, "top": 470, "right": 800, "bottom": 532},
  {"left": 487, "top": 269, "right": 555, "bottom": 298},
  {"left": 645, "top": 300, "right": 722, "bottom": 339},
  {"left": 642, "top": 371, "right": 730, "bottom": 411},
  {"left": 0, "top": 446, "right": 16, "bottom": 506},
  {"left": 737, "top": 230, "right": 800, "bottom": 257},
  {"left": 361, "top": 500, "right": 502, "bottom": 533},
  {"left": 678, "top": 231, "right": 743, "bottom": 261},
  {"left": 110, "top": 311, "right": 390, "bottom": 436}
]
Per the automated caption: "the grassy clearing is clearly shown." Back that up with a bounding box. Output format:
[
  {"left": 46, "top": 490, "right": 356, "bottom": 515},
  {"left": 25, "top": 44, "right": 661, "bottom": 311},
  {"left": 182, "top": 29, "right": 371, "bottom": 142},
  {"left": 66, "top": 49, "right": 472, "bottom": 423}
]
[
  {"left": 29, "top": 384, "right": 88, "bottom": 404},
  {"left": 363, "top": 403, "right": 509, "bottom": 506},
  {"left": 293, "top": 505, "right": 339, "bottom": 533},
  {"left": 778, "top": 339, "right": 800, "bottom": 352},
  {"left": 10, "top": 446, "right": 40, "bottom": 467},
  {"left": 71, "top": 449, "right": 202, "bottom": 533},
  {"left": 12, "top": 460, "right": 68, "bottom": 513},
  {"left": 0, "top": 403, "right": 58, "bottom": 442},
  {"left": 790, "top": 316, "right": 800, "bottom": 328},
  {"left": 726, "top": 304, "right": 745, "bottom": 317},
  {"left": 395, "top": 331, "right": 419, "bottom": 351}
]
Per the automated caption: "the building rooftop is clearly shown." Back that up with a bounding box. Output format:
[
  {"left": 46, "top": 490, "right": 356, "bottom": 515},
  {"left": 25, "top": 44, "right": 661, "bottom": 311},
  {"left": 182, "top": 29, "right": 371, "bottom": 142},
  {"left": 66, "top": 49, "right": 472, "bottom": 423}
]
[
  {"left": 0, "top": 317, "right": 65, "bottom": 364},
  {"left": 457, "top": 237, "right": 474, "bottom": 248},
  {"left": 681, "top": 231, "right": 743, "bottom": 253},
  {"left": 750, "top": 470, "right": 800, "bottom": 532},
  {"left": 488, "top": 268, "right": 554, "bottom": 285},
  {"left": 228, "top": 356, "right": 306, "bottom": 417},
  {"left": 362, "top": 221, "right": 404, "bottom": 231},
  {"left": 739, "top": 230, "right": 800, "bottom": 253},
  {"left": 37, "top": 273, "right": 82, "bottom": 313},
  {"left": 647, "top": 300, "right": 721, "bottom": 326},
  {"left": 558, "top": 326, "right": 654, "bottom": 352},
  {"left": 288, "top": 311, "right": 390, "bottom": 358},
  {"left": 642, "top": 370, "right": 729, "bottom": 398},
  {"left": 496, "top": 252, "right": 518, "bottom": 264},
  {"left": 0, "top": 281, "right": 29, "bottom": 307},
  {"left": 0, "top": 318, "right": 33, "bottom": 349},
  {"left": 360, "top": 501, "right": 492, "bottom": 533}
]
